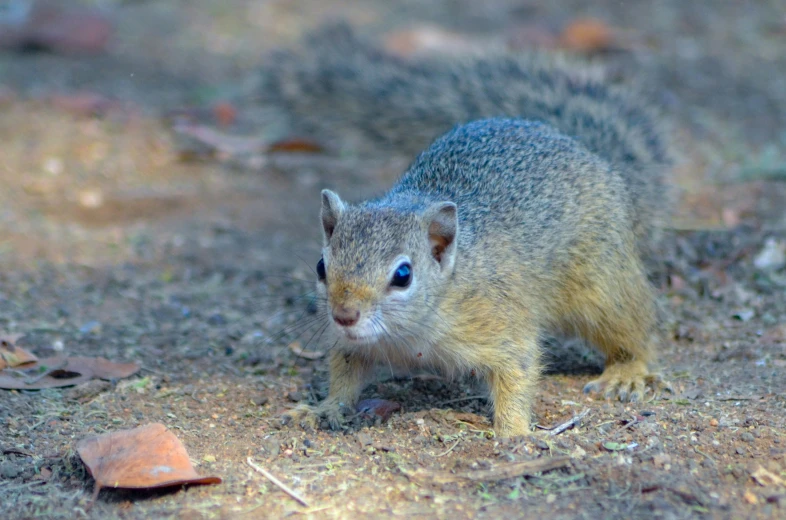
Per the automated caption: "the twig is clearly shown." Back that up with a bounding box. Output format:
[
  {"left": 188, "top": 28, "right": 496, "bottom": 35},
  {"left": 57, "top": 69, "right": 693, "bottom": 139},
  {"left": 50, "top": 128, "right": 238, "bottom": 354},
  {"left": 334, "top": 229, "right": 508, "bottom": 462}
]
[
  {"left": 401, "top": 456, "right": 570, "bottom": 484},
  {"left": 2, "top": 447, "right": 33, "bottom": 457},
  {"left": 715, "top": 395, "right": 762, "bottom": 401},
  {"left": 437, "top": 395, "right": 485, "bottom": 406},
  {"left": 246, "top": 457, "right": 309, "bottom": 507},
  {"left": 537, "top": 409, "right": 591, "bottom": 436},
  {"left": 435, "top": 438, "right": 461, "bottom": 457}
]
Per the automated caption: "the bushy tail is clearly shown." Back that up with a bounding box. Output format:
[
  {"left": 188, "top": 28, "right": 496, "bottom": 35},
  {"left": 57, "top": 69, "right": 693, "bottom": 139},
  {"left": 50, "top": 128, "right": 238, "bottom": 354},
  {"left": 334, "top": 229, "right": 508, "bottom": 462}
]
[{"left": 260, "top": 23, "right": 673, "bottom": 252}]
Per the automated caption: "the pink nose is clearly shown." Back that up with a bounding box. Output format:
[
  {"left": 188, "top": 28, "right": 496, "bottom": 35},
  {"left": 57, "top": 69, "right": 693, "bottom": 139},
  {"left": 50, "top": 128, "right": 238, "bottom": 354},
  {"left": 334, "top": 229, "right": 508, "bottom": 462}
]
[{"left": 332, "top": 306, "right": 360, "bottom": 327}]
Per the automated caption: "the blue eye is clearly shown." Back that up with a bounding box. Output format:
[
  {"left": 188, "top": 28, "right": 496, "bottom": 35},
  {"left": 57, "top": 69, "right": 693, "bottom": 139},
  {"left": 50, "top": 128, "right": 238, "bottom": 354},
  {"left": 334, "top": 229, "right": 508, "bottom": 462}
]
[{"left": 390, "top": 262, "right": 412, "bottom": 288}]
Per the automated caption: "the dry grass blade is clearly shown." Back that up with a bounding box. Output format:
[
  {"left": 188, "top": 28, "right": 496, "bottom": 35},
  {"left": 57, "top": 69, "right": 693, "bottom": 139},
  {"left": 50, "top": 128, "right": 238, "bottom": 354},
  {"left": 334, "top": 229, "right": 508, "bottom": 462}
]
[
  {"left": 401, "top": 456, "right": 570, "bottom": 484},
  {"left": 288, "top": 341, "right": 325, "bottom": 360},
  {"left": 247, "top": 457, "right": 309, "bottom": 507}
]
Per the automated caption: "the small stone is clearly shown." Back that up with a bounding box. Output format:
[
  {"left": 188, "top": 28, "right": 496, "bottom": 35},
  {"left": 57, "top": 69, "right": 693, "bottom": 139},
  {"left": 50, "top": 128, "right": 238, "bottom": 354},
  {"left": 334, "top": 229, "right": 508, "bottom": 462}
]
[
  {"left": 0, "top": 462, "right": 23, "bottom": 479},
  {"left": 743, "top": 490, "right": 759, "bottom": 504},
  {"left": 736, "top": 446, "right": 746, "bottom": 455},
  {"left": 546, "top": 494, "right": 557, "bottom": 504},
  {"left": 207, "top": 313, "right": 227, "bottom": 326},
  {"left": 753, "top": 238, "right": 786, "bottom": 271},
  {"left": 287, "top": 391, "right": 303, "bottom": 403},
  {"left": 252, "top": 396, "right": 269, "bottom": 406},
  {"left": 709, "top": 418, "right": 719, "bottom": 427},
  {"left": 79, "top": 320, "right": 102, "bottom": 334},
  {"left": 741, "top": 432, "right": 755, "bottom": 443}
]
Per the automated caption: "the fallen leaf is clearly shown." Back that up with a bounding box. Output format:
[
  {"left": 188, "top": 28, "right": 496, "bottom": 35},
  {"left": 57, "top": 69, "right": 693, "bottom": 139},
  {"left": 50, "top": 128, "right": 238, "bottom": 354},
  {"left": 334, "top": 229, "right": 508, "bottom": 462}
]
[
  {"left": 268, "top": 138, "right": 325, "bottom": 154},
  {"left": 0, "top": 355, "right": 140, "bottom": 390},
  {"left": 213, "top": 102, "right": 237, "bottom": 128},
  {"left": 70, "top": 356, "right": 141, "bottom": 380},
  {"left": 559, "top": 18, "right": 615, "bottom": 53},
  {"left": 602, "top": 441, "right": 627, "bottom": 451},
  {"left": 76, "top": 423, "right": 222, "bottom": 496},
  {"left": 0, "top": 334, "right": 37, "bottom": 370},
  {"left": 356, "top": 399, "right": 402, "bottom": 422}
]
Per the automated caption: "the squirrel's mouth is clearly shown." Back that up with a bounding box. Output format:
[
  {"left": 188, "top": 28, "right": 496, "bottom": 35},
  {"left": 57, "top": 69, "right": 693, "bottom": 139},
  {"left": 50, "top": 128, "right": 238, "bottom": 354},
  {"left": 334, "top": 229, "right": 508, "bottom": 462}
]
[
  {"left": 341, "top": 328, "right": 378, "bottom": 345},
  {"left": 333, "top": 320, "right": 379, "bottom": 345}
]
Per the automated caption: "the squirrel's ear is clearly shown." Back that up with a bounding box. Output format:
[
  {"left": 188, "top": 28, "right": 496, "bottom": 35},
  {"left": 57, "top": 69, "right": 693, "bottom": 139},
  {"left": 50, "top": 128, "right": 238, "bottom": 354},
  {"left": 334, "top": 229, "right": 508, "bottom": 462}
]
[
  {"left": 424, "top": 202, "right": 458, "bottom": 272},
  {"left": 321, "top": 189, "right": 345, "bottom": 242}
]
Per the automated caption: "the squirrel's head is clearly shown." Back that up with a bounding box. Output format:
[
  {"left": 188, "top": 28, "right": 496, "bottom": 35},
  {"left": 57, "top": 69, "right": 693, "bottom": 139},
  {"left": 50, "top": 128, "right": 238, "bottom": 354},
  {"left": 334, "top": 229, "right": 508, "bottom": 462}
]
[{"left": 316, "top": 189, "right": 458, "bottom": 346}]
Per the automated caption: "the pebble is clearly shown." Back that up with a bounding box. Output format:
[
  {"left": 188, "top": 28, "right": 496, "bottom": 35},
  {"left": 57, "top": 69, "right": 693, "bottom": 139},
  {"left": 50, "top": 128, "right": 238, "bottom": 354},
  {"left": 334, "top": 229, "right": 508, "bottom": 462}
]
[
  {"left": 0, "top": 462, "right": 22, "bottom": 479},
  {"left": 741, "top": 432, "right": 755, "bottom": 443},
  {"left": 736, "top": 446, "right": 746, "bottom": 455}
]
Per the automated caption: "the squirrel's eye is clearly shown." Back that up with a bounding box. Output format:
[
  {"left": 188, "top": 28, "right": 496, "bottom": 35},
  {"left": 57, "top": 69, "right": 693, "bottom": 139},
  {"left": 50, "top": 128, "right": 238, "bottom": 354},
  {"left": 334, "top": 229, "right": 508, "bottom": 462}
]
[
  {"left": 390, "top": 262, "right": 412, "bottom": 288},
  {"left": 316, "top": 257, "right": 326, "bottom": 281}
]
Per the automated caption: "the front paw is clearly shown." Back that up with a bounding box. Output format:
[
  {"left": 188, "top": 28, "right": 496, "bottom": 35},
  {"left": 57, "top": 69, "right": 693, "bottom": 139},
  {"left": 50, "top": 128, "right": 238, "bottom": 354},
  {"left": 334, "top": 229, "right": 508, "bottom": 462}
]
[
  {"left": 281, "top": 401, "right": 348, "bottom": 431},
  {"left": 583, "top": 360, "right": 672, "bottom": 402}
]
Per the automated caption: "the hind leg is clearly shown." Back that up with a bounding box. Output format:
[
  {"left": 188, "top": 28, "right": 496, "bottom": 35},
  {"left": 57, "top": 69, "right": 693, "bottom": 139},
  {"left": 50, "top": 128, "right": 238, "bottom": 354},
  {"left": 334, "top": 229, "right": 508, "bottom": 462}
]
[{"left": 563, "top": 255, "right": 670, "bottom": 402}]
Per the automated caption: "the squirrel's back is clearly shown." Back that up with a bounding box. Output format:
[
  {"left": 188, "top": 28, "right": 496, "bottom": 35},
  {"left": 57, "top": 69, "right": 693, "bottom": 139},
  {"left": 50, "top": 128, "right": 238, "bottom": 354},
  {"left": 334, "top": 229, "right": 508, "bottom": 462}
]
[{"left": 260, "top": 23, "right": 674, "bottom": 254}]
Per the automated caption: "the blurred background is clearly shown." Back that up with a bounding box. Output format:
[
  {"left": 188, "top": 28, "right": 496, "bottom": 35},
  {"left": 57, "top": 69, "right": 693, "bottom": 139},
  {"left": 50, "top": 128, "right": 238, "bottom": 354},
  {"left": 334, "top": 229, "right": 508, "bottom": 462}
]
[
  {"left": 1, "top": 4, "right": 785, "bottom": 518},
  {"left": 0, "top": 0, "right": 784, "bottom": 268}
]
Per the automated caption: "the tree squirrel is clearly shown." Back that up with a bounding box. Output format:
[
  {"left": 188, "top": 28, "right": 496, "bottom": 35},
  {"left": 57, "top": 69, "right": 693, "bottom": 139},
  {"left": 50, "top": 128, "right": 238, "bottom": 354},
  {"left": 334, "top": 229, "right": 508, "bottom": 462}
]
[{"left": 263, "top": 24, "right": 673, "bottom": 437}]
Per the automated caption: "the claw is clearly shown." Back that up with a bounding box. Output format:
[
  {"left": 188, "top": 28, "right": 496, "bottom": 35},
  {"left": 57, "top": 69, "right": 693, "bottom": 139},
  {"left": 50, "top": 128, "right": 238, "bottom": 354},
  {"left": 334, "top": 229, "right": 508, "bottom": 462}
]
[
  {"left": 583, "top": 361, "right": 670, "bottom": 403},
  {"left": 280, "top": 401, "right": 347, "bottom": 432},
  {"left": 583, "top": 381, "right": 600, "bottom": 394}
]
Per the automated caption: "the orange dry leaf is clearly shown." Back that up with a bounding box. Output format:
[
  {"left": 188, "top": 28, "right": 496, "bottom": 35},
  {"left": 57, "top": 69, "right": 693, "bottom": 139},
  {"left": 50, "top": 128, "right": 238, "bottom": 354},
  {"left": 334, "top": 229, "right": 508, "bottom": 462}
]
[
  {"left": 559, "top": 18, "right": 614, "bottom": 53},
  {"left": 76, "top": 423, "right": 222, "bottom": 496},
  {"left": 0, "top": 334, "right": 37, "bottom": 370}
]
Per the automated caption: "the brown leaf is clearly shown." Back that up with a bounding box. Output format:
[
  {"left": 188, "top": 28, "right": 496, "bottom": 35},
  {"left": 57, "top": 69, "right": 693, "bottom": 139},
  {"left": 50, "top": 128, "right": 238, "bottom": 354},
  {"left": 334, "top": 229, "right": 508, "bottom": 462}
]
[
  {"left": 76, "top": 423, "right": 222, "bottom": 492},
  {"left": 213, "top": 102, "right": 237, "bottom": 128},
  {"left": 356, "top": 399, "right": 402, "bottom": 422},
  {"left": 0, "top": 355, "right": 140, "bottom": 390},
  {"left": 559, "top": 18, "right": 615, "bottom": 53},
  {"left": 268, "top": 138, "right": 325, "bottom": 154},
  {"left": 69, "top": 356, "right": 141, "bottom": 380},
  {"left": 0, "top": 334, "right": 37, "bottom": 370}
]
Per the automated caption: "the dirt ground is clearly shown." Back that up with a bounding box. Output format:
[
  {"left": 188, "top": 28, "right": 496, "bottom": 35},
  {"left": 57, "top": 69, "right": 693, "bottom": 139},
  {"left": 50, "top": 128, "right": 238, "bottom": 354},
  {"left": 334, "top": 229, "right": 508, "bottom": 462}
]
[{"left": 1, "top": 1, "right": 785, "bottom": 519}]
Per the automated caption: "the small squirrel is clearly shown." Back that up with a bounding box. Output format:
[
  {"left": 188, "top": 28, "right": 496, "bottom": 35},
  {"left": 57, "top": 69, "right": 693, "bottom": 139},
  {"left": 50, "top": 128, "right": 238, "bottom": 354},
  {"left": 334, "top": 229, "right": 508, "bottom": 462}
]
[{"left": 263, "top": 24, "right": 673, "bottom": 437}]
